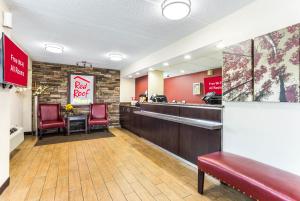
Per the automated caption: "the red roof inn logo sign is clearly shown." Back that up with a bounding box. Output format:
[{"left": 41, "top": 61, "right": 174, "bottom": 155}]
[
  {"left": 69, "top": 74, "right": 94, "bottom": 105},
  {"left": 1, "top": 34, "right": 28, "bottom": 87}
]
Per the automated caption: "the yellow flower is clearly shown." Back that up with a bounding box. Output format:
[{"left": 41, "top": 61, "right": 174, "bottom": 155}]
[{"left": 65, "top": 104, "right": 73, "bottom": 111}]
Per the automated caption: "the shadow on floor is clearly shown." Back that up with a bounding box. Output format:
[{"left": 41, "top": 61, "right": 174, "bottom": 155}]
[{"left": 35, "top": 130, "right": 115, "bottom": 146}]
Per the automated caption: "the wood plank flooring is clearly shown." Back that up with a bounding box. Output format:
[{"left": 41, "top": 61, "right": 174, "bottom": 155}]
[{"left": 0, "top": 128, "right": 250, "bottom": 201}]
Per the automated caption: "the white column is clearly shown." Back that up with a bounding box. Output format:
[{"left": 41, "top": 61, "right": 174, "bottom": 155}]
[
  {"left": 148, "top": 70, "right": 164, "bottom": 98},
  {"left": 120, "top": 78, "right": 135, "bottom": 102}
]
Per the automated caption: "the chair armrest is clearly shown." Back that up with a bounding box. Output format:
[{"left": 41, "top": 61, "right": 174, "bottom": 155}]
[
  {"left": 106, "top": 104, "right": 109, "bottom": 120},
  {"left": 58, "top": 116, "right": 66, "bottom": 124},
  {"left": 38, "top": 119, "right": 43, "bottom": 129}
]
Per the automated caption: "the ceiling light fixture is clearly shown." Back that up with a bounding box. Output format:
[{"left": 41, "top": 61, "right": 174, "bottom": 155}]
[
  {"left": 163, "top": 62, "right": 169, "bottom": 66},
  {"left": 216, "top": 42, "right": 225, "bottom": 49},
  {"left": 180, "top": 70, "right": 185, "bottom": 73},
  {"left": 162, "top": 0, "right": 191, "bottom": 20},
  {"left": 128, "top": 75, "right": 133, "bottom": 78},
  {"left": 184, "top": 55, "right": 191, "bottom": 60},
  {"left": 76, "top": 61, "right": 93, "bottom": 68},
  {"left": 107, "top": 52, "right": 126, "bottom": 61},
  {"left": 149, "top": 68, "right": 154, "bottom": 71},
  {"left": 45, "top": 44, "right": 64, "bottom": 54},
  {"left": 136, "top": 72, "right": 140, "bottom": 75}
]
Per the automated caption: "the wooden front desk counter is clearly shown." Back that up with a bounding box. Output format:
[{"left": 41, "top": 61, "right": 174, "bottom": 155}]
[{"left": 120, "top": 103, "right": 223, "bottom": 164}]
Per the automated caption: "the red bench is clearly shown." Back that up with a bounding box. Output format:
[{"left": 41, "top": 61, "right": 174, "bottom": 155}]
[{"left": 198, "top": 152, "right": 300, "bottom": 201}]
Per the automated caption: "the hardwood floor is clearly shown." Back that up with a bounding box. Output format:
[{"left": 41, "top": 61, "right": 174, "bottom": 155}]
[{"left": 0, "top": 128, "right": 250, "bottom": 201}]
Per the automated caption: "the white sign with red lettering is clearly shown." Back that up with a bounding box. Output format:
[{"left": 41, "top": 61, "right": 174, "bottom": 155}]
[{"left": 70, "top": 74, "right": 94, "bottom": 105}]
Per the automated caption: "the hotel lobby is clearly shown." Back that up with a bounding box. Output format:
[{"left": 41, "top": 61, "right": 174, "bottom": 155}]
[{"left": 0, "top": 0, "right": 300, "bottom": 201}]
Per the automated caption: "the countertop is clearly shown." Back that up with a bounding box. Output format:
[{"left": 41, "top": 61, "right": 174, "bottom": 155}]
[
  {"left": 134, "top": 110, "right": 222, "bottom": 130},
  {"left": 120, "top": 102, "right": 223, "bottom": 109}
]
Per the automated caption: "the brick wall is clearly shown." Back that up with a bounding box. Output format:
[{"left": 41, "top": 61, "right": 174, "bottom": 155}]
[{"left": 32, "top": 61, "right": 120, "bottom": 127}]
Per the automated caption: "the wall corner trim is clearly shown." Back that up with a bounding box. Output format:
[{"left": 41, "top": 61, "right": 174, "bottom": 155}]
[{"left": 0, "top": 177, "right": 10, "bottom": 195}]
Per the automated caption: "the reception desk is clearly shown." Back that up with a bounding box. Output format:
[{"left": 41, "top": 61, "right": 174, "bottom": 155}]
[{"left": 120, "top": 103, "right": 223, "bottom": 164}]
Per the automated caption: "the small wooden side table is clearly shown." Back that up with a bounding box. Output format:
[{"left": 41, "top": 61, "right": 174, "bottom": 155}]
[{"left": 66, "top": 114, "right": 88, "bottom": 135}]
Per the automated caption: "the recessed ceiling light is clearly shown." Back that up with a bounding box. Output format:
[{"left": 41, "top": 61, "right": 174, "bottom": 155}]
[
  {"left": 107, "top": 52, "right": 126, "bottom": 61},
  {"left": 149, "top": 68, "right": 154, "bottom": 71},
  {"left": 180, "top": 70, "right": 185, "bottom": 73},
  {"left": 45, "top": 44, "right": 64, "bottom": 54},
  {"left": 216, "top": 42, "right": 225, "bottom": 49},
  {"left": 162, "top": 0, "right": 191, "bottom": 20},
  {"left": 184, "top": 55, "right": 191, "bottom": 60},
  {"left": 128, "top": 75, "right": 133, "bottom": 78},
  {"left": 163, "top": 62, "right": 169, "bottom": 66},
  {"left": 136, "top": 72, "right": 140, "bottom": 75}
]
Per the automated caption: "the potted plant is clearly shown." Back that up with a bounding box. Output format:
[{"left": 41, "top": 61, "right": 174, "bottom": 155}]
[{"left": 65, "top": 104, "right": 74, "bottom": 116}]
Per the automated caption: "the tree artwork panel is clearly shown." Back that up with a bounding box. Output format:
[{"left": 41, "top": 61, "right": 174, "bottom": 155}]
[
  {"left": 254, "top": 23, "right": 300, "bottom": 102},
  {"left": 222, "top": 40, "right": 253, "bottom": 102}
]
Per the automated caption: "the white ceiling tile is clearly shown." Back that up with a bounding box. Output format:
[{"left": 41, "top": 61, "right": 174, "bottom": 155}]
[{"left": 6, "top": 0, "right": 253, "bottom": 69}]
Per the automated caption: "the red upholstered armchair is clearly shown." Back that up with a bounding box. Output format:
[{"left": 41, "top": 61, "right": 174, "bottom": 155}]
[
  {"left": 38, "top": 103, "right": 66, "bottom": 139},
  {"left": 88, "top": 103, "right": 109, "bottom": 132}
]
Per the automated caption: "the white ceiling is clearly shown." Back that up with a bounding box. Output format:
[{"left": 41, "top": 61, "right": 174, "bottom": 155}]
[
  {"left": 131, "top": 42, "right": 223, "bottom": 78},
  {"left": 161, "top": 49, "right": 222, "bottom": 78},
  {"left": 6, "top": 0, "right": 253, "bottom": 70}
]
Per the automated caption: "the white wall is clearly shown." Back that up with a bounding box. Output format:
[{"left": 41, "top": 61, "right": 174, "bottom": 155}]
[
  {"left": 223, "top": 102, "right": 300, "bottom": 175},
  {"left": 9, "top": 48, "right": 32, "bottom": 133},
  {"left": 148, "top": 70, "right": 164, "bottom": 97},
  {"left": 0, "top": 0, "right": 33, "bottom": 188},
  {"left": 0, "top": 89, "right": 11, "bottom": 187},
  {"left": 22, "top": 59, "right": 32, "bottom": 132},
  {"left": 9, "top": 90, "right": 23, "bottom": 128},
  {"left": 0, "top": 0, "right": 11, "bottom": 188},
  {"left": 121, "top": 0, "right": 300, "bottom": 175},
  {"left": 120, "top": 78, "right": 135, "bottom": 102}
]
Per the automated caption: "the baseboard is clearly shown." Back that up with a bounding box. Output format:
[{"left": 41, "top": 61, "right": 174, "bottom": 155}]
[
  {"left": 0, "top": 177, "right": 10, "bottom": 195},
  {"left": 24, "top": 131, "right": 34, "bottom": 135}
]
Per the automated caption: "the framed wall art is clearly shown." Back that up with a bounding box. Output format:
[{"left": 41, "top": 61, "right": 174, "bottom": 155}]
[
  {"left": 254, "top": 23, "right": 300, "bottom": 102},
  {"left": 193, "top": 82, "right": 201, "bottom": 95},
  {"left": 222, "top": 39, "right": 253, "bottom": 102}
]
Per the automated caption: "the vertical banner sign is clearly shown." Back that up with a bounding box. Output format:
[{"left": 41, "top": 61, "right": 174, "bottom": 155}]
[
  {"left": 204, "top": 76, "right": 222, "bottom": 95},
  {"left": 3, "top": 34, "right": 28, "bottom": 87},
  {"left": 69, "top": 74, "right": 94, "bottom": 105}
]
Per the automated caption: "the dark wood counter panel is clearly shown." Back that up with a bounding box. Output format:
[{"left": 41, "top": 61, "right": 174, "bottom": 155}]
[
  {"left": 134, "top": 111, "right": 222, "bottom": 130},
  {"left": 140, "top": 102, "right": 224, "bottom": 108},
  {"left": 120, "top": 103, "right": 222, "bottom": 164}
]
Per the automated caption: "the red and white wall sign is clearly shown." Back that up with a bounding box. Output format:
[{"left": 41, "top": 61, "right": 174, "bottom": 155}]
[
  {"left": 3, "top": 34, "right": 28, "bottom": 87},
  {"left": 69, "top": 74, "right": 95, "bottom": 105},
  {"left": 204, "top": 76, "right": 222, "bottom": 95}
]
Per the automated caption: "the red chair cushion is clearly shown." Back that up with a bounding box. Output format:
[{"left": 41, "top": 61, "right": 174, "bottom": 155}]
[
  {"left": 198, "top": 152, "right": 300, "bottom": 201},
  {"left": 40, "top": 104, "right": 59, "bottom": 121},
  {"left": 89, "top": 118, "right": 108, "bottom": 126},
  {"left": 91, "top": 104, "right": 106, "bottom": 119},
  {"left": 40, "top": 120, "right": 65, "bottom": 129}
]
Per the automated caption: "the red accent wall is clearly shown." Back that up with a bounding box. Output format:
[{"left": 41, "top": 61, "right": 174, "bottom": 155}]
[
  {"left": 164, "top": 68, "right": 222, "bottom": 104},
  {"left": 135, "top": 75, "right": 148, "bottom": 99}
]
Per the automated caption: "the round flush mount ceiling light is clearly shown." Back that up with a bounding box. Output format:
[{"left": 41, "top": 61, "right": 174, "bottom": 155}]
[
  {"left": 184, "top": 54, "right": 191, "bottom": 60},
  {"left": 107, "top": 52, "right": 126, "bottom": 61},
  {"left": 163, "top": 62, "right": 169, "bottom": 66},
  {"left": 216, "top": 42, "right": 225, "bottom": 49},
  {"left": 162, "top": 0, "right": 191, "bottom": 20},
  {"left": 45, "top": 44, "right": 64, "bottom": 54}
]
